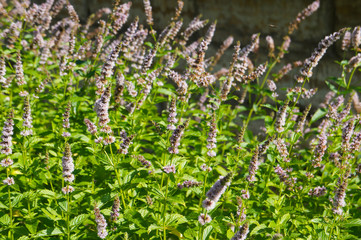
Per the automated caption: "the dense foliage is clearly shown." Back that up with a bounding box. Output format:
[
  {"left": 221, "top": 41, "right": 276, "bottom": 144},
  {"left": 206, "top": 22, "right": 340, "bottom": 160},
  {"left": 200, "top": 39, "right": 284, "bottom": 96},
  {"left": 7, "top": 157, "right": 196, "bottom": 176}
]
[{"left": 0, "top": 0, "right": 361, "bottom": 239}]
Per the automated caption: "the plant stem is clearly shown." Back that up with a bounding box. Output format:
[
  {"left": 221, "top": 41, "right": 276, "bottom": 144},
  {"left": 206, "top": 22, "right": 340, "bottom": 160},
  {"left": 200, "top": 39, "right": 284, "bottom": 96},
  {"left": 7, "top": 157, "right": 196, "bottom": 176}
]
[
  {"left": 162, "top": 176, "right": 169, "bottom": 240},
  {"left": 104, "top": 150, "right": 127, "bottom": 209},
  {"left": 66, "top": 192, "right": 71, "bottom": 240},
  {"left": 346, "top": 67, "right": 357, "bottom": 90},
  {"left": 7, "top": 169, "right": 13, "bottom": 240}
]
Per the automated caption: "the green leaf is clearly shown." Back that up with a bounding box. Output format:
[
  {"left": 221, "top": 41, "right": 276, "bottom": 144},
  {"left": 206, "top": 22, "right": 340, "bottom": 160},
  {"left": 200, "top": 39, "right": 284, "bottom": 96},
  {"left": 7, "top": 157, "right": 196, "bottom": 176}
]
[
  {"left": 12, "top": 194, "right": 23, "bottom": 207},
  {"left": 25, "top": 219, "right": 39, "bottom": 234},
  {"left": 41, "top": 207, "right": 62, "bottom": 221},
  {"left": 34, "top": 228, "right": 63, "bottom": 238},
  {"left": 164, "top": 213, "right": 187, "bottom": 226},
  {"left": 39, "top": 189, "right": 56, "bottom": 199},
  {"left": 203, "top": 225, "right": 213, "bottom": 240},
  {"left": 250, "top": 223, "right": 267, "bottom": 236},
  {"left": 310, "top": 108, "right": 327, "bottom": 124},
  {"left": 70, "top": 214, "right": 89, "bottom": 230},
  {"left": 280, "top": 213, "right": 290, "bottom": 226},
  {"left": 0, "top": 214, "right": 11, "bottom": 225},
  {"left": 342, "top": 219, "right": 361, "bottom": 227}
]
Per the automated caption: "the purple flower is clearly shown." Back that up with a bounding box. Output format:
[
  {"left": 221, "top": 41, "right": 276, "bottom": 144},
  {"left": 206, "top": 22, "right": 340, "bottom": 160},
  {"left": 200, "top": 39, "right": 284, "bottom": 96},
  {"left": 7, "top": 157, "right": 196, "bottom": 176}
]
[
  {"left": 163, "top": 165, "right": 176, "bottom": 174},
  {"left": 3, "top": 177, "right": 15, "bottom": 185}
]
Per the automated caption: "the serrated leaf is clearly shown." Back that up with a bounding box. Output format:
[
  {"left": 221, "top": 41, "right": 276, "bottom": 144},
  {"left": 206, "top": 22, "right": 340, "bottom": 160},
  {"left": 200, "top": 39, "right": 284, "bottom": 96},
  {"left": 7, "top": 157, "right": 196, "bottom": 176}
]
[
  {"left": 34, "top": 228, "right": 63, "bottom": 238},
  {"left": 280, "top": 213, "right": 290, "bottom": 226},
  {"left": 12, "top": 194, "right": 23, "bottom": 207},
  {"left": 203, "top": 225, "right": 213, "bottom": 240},
  {"left": 342, "top": 219, "right": 361, "bottom": 227},
  {"left": 70, "top": 214, "right": 88, "bottom": 230},
  {"left": 165, "top": 213, "right": 187, "bottom": 226},
  {"left": 0, "top": 201, "right": 9, "bottom": 209},
  {"left": 0, "top": 214, "right": 11, "bottom": 225},
  {"left": 250, "top": 223, "right": 267, "bottom": 236},
  {"left": 39, "top": 189, "right": 56, "bottom": 199},
  {"left": 25, "top": 220, "right": 39, "bottom": 234},
  {"left": 41, "top": 207, "right": 61, "bottom": 221}
]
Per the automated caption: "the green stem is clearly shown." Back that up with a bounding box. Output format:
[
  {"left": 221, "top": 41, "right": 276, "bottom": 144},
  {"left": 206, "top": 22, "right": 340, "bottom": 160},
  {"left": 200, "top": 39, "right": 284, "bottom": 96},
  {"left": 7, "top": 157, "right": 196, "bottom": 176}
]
[
  {"left": 103, "top": 150, "right": 127, "bottom": 209},
  {"left": 162, "top": 176, "right": 169, "bottom": 240},
  {"left": 66, "top": 192, "right": 71, "bottom": 240},
  {"left": 346, "top": 67, "right": 357, "bottom": 90},
  {"left": 7, "top": 169, "right": 13, "bottom": 240}
]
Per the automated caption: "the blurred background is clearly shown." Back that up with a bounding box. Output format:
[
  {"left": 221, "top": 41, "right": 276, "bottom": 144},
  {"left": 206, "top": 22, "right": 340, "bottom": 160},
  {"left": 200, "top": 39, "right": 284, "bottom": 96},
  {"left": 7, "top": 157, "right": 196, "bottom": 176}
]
[{"left": 36, "top": 0, "right": 361, "bottom": 103}]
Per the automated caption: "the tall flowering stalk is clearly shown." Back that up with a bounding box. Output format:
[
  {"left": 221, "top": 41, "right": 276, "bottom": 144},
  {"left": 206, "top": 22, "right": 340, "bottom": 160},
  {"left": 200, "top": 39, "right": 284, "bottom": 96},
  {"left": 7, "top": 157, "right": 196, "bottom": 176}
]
[
  {"left": 62, "top": 102, "right": 71, "bottom": 138},
  {"left": 206, "top": 114, "right": 217, "bottom": 157},
  {"left": 331, "top": 170, "right": 349, "bottom": 215},
  {"left": 94, "top": 204, "right": 108, "bottom": 239},
  {"left": 202, "top": 172, "right": 233, "bottom": 211},
  {"left": 300, "top": 28, "right": 347, "bottom": 78},
  {"left": 20, "top": 96, "right": 33, "bottom": 137},
  {"left": 231, "top": 222, "right": 249, "bottom": 240},
  {"left": 168, "top": 122, "right": 186, "bottom": 154},
  {"left": 246, "top": 147, "right": 260, "bottom": 182},
  {"left": 288, "top": 0, "right": 320, "bottom": 35},
  {"left": 62, "top": 142, "right": 75, "bottom": 240},
  {"left": 167, "top": 98, "right": 177, "bottom": 130}
]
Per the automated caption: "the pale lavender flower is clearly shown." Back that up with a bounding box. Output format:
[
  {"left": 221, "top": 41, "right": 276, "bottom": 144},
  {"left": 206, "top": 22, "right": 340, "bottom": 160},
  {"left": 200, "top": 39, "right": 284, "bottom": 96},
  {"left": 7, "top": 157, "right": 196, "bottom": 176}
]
[
  {"left": 331, "top": 172, "right": 349, "bottom": 215},
  {"left": 178, "top": 180, "right": 202, "bottom": 189},
  {"left": 163, "top": 165, "right": 176, "bottom": 174},
  {"left": 202, "top": 172, "right": 232, "bottom": 211},
  {"left": 103, "top": 136, "right": 115, "bottom": 145},
  {"left": 63, "top": 102, "right": 71, "bottom": 129},
  {"left": 296, "top": 104, "right": 311, "bottom": 133},
  {"left": 143, "top": 0, "right": 153, "bottom": 26},
  {"left": 167, "top": 98, "right": 178, "bottom": 130},
  {"left": 198, "top": 213, "right": 212, "bottom": 225},
  {"left": 200, "top": 164, "right": 212, "bottom": 172},
  {"left": 118, "top": 134, "right": 134, "bottom": 155},
  {"left": 275, "top": 101, "right": 288, "bottom": 132},
  {"left": 169, "top": 123, "right": 186, "bottom": 154},
  {"left": 110, "top": 196, "right": 120, "bottom": 221},
  {"left": 15, "top": 52, "right": 25, "bottom": 86},
  {"left": 20, "top": 97, "right": 33, "bottom": 137},
  {"left": 181, "top": 16, "right": 208, "bottom": 45},
  {"left": 3, "top": 177, "right": 15, "bottom": 185},
  {"left": 278, "top": 36, "right": 291, "bottom": 59},
  {"left": 241, "top": 189, "right": 250, "bottom": 199},
  {"left": 300, "top": 28, "right": 346, "bottom": 78},
  {"left": 97, "top": 43, "right": 121, "bottom": 94},
  {"left": 312, "top": 134, "right": 327, "bottom": 168},
  {"left": 206, "top": 115, "right": 217, "bottom": 157},
  {"left": 231, "top": 222, "right": 249, "bottom": 240},
  {"left": 352, "top": 26, "right": 361, "bottom": 49},
  {"left": 342, "top": 30, "right": 351, "bottom": 51},
  {"left": 0, "top": 111, "right": 14, "bottom": 156},
  {"left": 275, "top": 138, "right": 289, "bottom": 162},
  {"left": 94, "top": 205, "right": 108, "bottom": 239},
  {"left": 94, "top": 86, "right": 111, "bottom": 127},
  {"left": 288, "top": 0, "right": 320, "bottom": 34},
  {"left": 62, "top": 185, "right": 75, "bottom": 194},
  {"left": 274, "top": 165, "right": 297, "bottom": 190},
  {"left": 246, "top": 147, "right": 259, "bottom": 182},
  {"left": 62, "top": 132, "right": 71, "bottom": 138},
  {"left": 62, "top": 143, "right": 74, "bottom": 183},
  {"left": 84, "top": 119, "right": 97, "bottom": 135},
  {"left": 1, "top": 158, "right": 13, "bottom": 167},
  {"left": 0, "top": 57, "right": 5, "bottom": 83},
  {"left": 266, "top": 35, "right": 275, "bottom": 57},
  {"left": 308, "top": 186, "right": 327, "bottom": 197},
  {"left": 111, "top": 2, "right": 132, "bottom": 34},
  {"left": 133, "top": 155, "right": 152, "bottom": 168}
]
